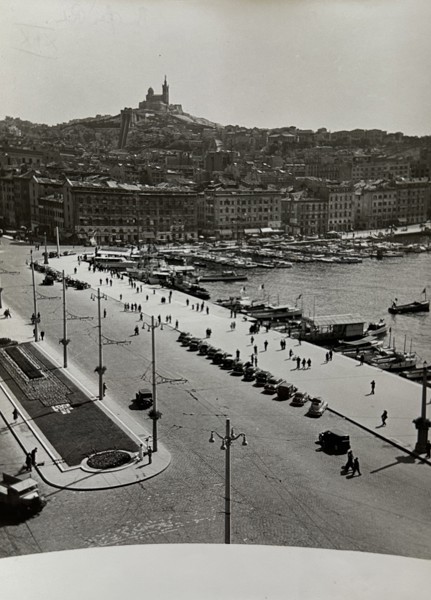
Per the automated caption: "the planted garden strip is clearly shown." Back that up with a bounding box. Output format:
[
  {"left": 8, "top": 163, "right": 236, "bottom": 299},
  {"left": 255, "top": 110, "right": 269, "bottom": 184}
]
[{"left": 5, "top": 346, "right": 43, "bottom": 379}]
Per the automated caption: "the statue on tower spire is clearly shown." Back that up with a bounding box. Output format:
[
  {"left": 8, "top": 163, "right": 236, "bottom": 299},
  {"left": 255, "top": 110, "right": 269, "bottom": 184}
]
[{"left": 162, "top": 75, "right": 169, "bottom": 105}]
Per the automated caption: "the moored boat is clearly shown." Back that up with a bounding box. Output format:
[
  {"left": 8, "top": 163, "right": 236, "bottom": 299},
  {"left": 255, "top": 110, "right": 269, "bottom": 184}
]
[
  {"left": 198, "top": 270, "right": 248, "bottom": 283},
  {"left": 388, "top": 300, "right": 429, "bottom": 314}
]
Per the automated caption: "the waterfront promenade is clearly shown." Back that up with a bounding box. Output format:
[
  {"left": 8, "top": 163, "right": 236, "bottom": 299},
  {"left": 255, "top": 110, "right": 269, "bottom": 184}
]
[{"left": 1, "top": 243, "right": 429, "bottom": 479}]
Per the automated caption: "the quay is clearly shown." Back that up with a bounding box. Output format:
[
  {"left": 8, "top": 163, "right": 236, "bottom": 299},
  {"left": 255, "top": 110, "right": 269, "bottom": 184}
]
[{"left": 0, "top": 242, "right": 428, "bottom": 492}]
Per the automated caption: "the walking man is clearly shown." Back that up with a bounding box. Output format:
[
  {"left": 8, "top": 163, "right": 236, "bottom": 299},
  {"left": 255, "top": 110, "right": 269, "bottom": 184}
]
[
  {"left": 370, "top": 380, "right": 376, "bottom": 394},
  {"left": 250, "top": 335, "right": 254, "bottom": 346},
  {"left": 102, "top": 382, "right": 107, "bottom": 397},
  {"left": 302, "top": 358, "right": 306, "bottom": 369},
  {"left": 40, "top": 331, "right": 45, "bottom": 341},
  {"left": 344, "top": 449, "right": 354, "bottom": 472},
  {"left": 254, "top": 345, "right": 258, "bottom": 355},
  {"left": 12, "top": 407, "right": 18, "bottom": 421},
  {"left": 31, "top": 447, "right": 38, "bottom": 466},
  {"left": 381, "top": 410, "right": 388, "bottom": 426},
  {"left": 264, "top": 340, "right": 268, "bottom": 351},
  {"left": 296, "top": 356, "right": 301, "bottom": 369},
  {"left": 236, "top": 349, "right": 240, "bottom": 360},
  {"left": 351, "top": 457, "right": 361, "bottom": 477},
  {"left": 103, "top": 308, "right": 107, "bottom": 318},
  {"left": 307, "top": 358, "right": 311, "bottom": 369}
]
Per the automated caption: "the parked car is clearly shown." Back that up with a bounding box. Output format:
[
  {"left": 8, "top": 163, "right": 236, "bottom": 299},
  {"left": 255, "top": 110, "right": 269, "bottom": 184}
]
[
  {"left": 232, "top": 361, "right": 245, "bottom": 376},
  {"left": 213, "top": 350, "right": 229, "bottom": 365},
  {"left": 135, "top": 388, "right": 153, "bottom": 409},
  {"left": 243, "top": 365, "right": 256, "bottom": 381},
  {"left": 188, "top": 338, "right": 201, "bottom": 351},
  {"left": 264, "top": 376, "right": 284, "bottom": 394},
  {"left": 198, "top": 341, "right": 211, "bottom": 355},
  {"left": 221, "top": 355, "right": 235, "bottom": 370},
  {"left": 276, "top": 382, "right": 297, "bottom": 401},
  {"left": 255, "top": 370, "right": 271, "bottom": 387},
  {"left": 206, "top": 346, "right": 220, "bottom": 360},
  {"left": 318, "top": 429, "right": 350, "bottom": 454},
  {"left": 177, "top": 331, "right": 191, "bottom": 343},
  {"left": 180, "top": 333, "right": 194, "bottom": 346},
  {"left": 307, "top": 397, "right": 328, "bottom": 417},
  {"left": 290, "top": 391, "right": 310, "bottom": 406}
]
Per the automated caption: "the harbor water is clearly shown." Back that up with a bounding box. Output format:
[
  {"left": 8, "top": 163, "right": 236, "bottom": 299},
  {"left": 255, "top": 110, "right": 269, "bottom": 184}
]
[{"left": 200, "top": 252, "right": 431, "bottom": 363}]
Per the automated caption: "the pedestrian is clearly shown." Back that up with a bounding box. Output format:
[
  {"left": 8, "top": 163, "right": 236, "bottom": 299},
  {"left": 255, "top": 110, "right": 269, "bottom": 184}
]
[
  {"left": 236, "top": 349, "right": 240, "bottom": 360},
  {"left": 371, "top": 380, "right": 376, "bottom": 394},
  {"left": 254, "top": 345, "right": 258, "bottom": 355},
  {"left": 280, "top": 340, "right": 283, "bottom": 350},
  {"left": 120, "top": 294, "right": 122, "bottom": 302},
  {"left": 325, "top": 352, "right": 329, "bottom": 363},
  {"left": 329, "top": 349, "right": 333, "bottom": 361},
  {"left": 147, "top": 446, "right": 153, "bottom": 464},
  {"left": 344, "top": 450, "right": 354, "bottom": 472},
  {"left": 360, "top": 354, "right": 365, "bottom": 366},
  {"left": 134, "top": 325, "right": 139, "bottom": 336},
  {"left": 302, "top": 358, "right": 306, "bottom": 369},
  {"left": 250, "top": 335, "right": 254, "bottom": 346},
  {"left": 146, "top": 295, "right": 149, "bottom": 302},
  {"left": 103, "top": 308, "right": 107, "bottom": 318},
  {"left": 25, "top": 453, "right": 32, "bottom": 472},
  {"left": 140, "top": 312, "right": 143, "bottom": 321},
  {"left": 296, "top": 356, "right": 301, "bottom": 369},
  {"left": 351, "top": 457, "right": 361, "bottom": 477},
  {"left": 175, "top": 320, "right": 179, "bottom": 329},
  {"left": 307, "top": 358, "right": 311, "bottom": 369},
  {"left": 74, "top": 267, "right": 77, "bottom": 274},
  {"left": 138, "top": 444, "right": 144, "bottom": 461},
  {"left": 289, "top": 349, "right": 293, "bottom": 358},
  {"left": 186, "top": 298, "right": 189, "bottom": 306},
  {"left": 206, "top": 306, "right": 209, "bottom": 315},
  {"left": 12, "top": 407, "right": 18, "bottom": 421},
  {"left": 102, "top": 382, "right": 107, "bottom": 397},
  {"left": 298, "top": 334, "right": 302, "bottom": 345},
  {"left": 99, "top": 278, "right": 103, "bottom": 286},
  {"left": 426, "top": 440, "right": 431, "bottom": 459},
  {"left": 31, "top": 447, "right": 38, "bottom": 466},
  {"left": 264, "top": 340, "right": 268, "bottom": 351},
  {"left": 381, "top": 410, "right": 388, "bottom": 426},
  {"left": 40, "top": 331, "right": 45, "bottom": 341}
]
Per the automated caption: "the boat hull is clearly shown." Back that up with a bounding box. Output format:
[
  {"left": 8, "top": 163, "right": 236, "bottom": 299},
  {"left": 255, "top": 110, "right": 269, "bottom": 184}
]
[{"left": 388, "top": 300, "right": 429, "bottom": 314}]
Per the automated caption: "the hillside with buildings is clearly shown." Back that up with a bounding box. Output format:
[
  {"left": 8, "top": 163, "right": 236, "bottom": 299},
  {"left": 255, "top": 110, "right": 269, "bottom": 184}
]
[{"left": 1, "top": 77, "right": 431, "bottom": 244}]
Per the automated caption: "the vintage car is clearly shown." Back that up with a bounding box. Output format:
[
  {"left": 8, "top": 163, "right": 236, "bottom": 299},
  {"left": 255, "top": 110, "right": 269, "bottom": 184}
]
[
  {"left": 177, "top": 331, "right": 192, "bottom": 343},
  {"left": 264, "top": 376, "right": 284, "bottom": 394},
  {"left": 180, "top": 333, "right": 194, "bottom": 346},
  {"left": 221, "top": 355, "right": 236, "bottom": 370},
  {"left": 318, "top": 429, "right": 350, "bottom": 454},
  {"left": 290, "top": 391, "right": 310, "bottom": 406},
  {"left": 188, "top": 338, "right": 201, "bottom": 351},
  {"left": 232, "top": 361, "right": 245, "bottom": 376},
  {"left": 135, "top": 388, "right": 153, "bottom": 409},
  {"left": 243, "top": 365, "right": 257, "bottom": 381},
  {"left": 213, "top": 350, "right": 230, "bottom": 365},
  {"left": 307, "top": 397, "right": 328, "bottom": 417},
  {"left": 206, "top": 346, "right": 220, "bottom": 360},
  {"left": 276, "top": 382, "right": 298, "bottom": 401},
  {"left": 254, "top": 370, "right": 272, "bottom": 387},
  {"left": 198, "top": 341, "right": 211, "bottom": 355}
]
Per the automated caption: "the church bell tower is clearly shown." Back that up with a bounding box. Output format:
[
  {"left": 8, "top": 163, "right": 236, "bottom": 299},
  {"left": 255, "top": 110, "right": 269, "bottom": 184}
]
[{"left": 162, "top": 75, "right": 169, "bottom": 105}]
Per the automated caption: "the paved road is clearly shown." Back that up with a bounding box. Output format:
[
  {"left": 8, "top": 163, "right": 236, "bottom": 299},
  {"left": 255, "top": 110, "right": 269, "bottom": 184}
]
[{"left": 1, "top": 240, "right": 431, "bottom": 559}]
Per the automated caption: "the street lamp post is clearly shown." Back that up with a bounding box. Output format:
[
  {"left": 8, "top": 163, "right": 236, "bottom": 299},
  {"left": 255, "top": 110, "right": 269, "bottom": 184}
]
[
  {"left": 59, "top": 270, "right": 70, "bottom": 368},
  {"left": 413, "top": 361, "right": 430, "bottom": 455},
  {"left": 209, "top": 418, "right": 248, "bottom": 544},
  {"left": 30, "top": 250, "right": 39, "bottom": 342},
  {"left": 91, "top": 288, "right": 107, "bottom": 401},
  {"left": 43, "top": 232, "right": 49, "bottom": 265}
]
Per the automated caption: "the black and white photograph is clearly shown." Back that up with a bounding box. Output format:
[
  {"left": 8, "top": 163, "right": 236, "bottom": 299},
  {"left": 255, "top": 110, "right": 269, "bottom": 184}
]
[{"left": 0, "top": 1, "right": 430, "bottom": 598}]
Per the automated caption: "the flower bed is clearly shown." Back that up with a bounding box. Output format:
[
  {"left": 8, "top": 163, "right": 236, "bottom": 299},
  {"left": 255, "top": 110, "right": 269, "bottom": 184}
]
[
  {"left": 87, "top": 450, "right": 132, "bottom": 470},
  {"left": 5, "top": 346, "right": 43, "bottom": 379}
]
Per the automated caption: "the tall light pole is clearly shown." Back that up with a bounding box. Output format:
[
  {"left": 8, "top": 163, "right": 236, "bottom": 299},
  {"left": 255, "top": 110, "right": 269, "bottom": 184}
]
[
  {"left": 91, "top": 288, "right": 107, "bottom": 401},
  {"left": 59, "top": 270, "right": 70, "bottom": 368},
  {"left": 413, "top": 361, "right": 430, "bottom": 455},
  {"left": 30, "top": 250, "right": 39, "bottom": 342},
  {"left": 209, "top": 418, "right": 248, "bottom": 544},
  {"left": 148, "top": 315, "right": 160, "bottom": 452},
  {"left": 43, "top": 232, "right": 49, "bottom": 265}
]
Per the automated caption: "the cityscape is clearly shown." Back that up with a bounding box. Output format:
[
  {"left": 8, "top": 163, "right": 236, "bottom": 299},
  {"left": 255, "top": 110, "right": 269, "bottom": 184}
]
[{"left": 1, "top": 1, "right": 431, "bottom": 598}]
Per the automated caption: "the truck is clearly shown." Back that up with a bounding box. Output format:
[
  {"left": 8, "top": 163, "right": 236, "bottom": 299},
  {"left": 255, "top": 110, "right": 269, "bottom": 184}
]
[{"left": 0, "top": 472, "right": 44, "bottom": 515}]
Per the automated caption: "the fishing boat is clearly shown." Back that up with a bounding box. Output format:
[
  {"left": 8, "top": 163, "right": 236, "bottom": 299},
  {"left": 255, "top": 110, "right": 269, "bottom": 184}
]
[
  {"left": 365, "top": 319, "right": 388, "bottom": 337},
  {"left": 388, "top": 300, "right": 429, "bottom": 314},
  {"left": 245, "top": 304, "right": 302, "bottom": 321}
]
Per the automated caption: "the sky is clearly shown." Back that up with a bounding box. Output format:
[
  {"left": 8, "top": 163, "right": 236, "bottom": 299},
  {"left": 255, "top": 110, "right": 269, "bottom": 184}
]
[{"left": 1, "top": 0, "right": 431, "bottom": 135}]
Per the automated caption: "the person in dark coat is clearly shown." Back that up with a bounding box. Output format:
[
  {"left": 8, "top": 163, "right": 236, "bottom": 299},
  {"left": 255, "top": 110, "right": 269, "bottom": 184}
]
[
  {"left": 344, "top": 450, "right": 354, "bottom": 472},
  {"left": 351, "top": 457, "right": 361, "bottom": 477},
  {"left": 381, "top": 410, "right": 388, "bottom": 426}
]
